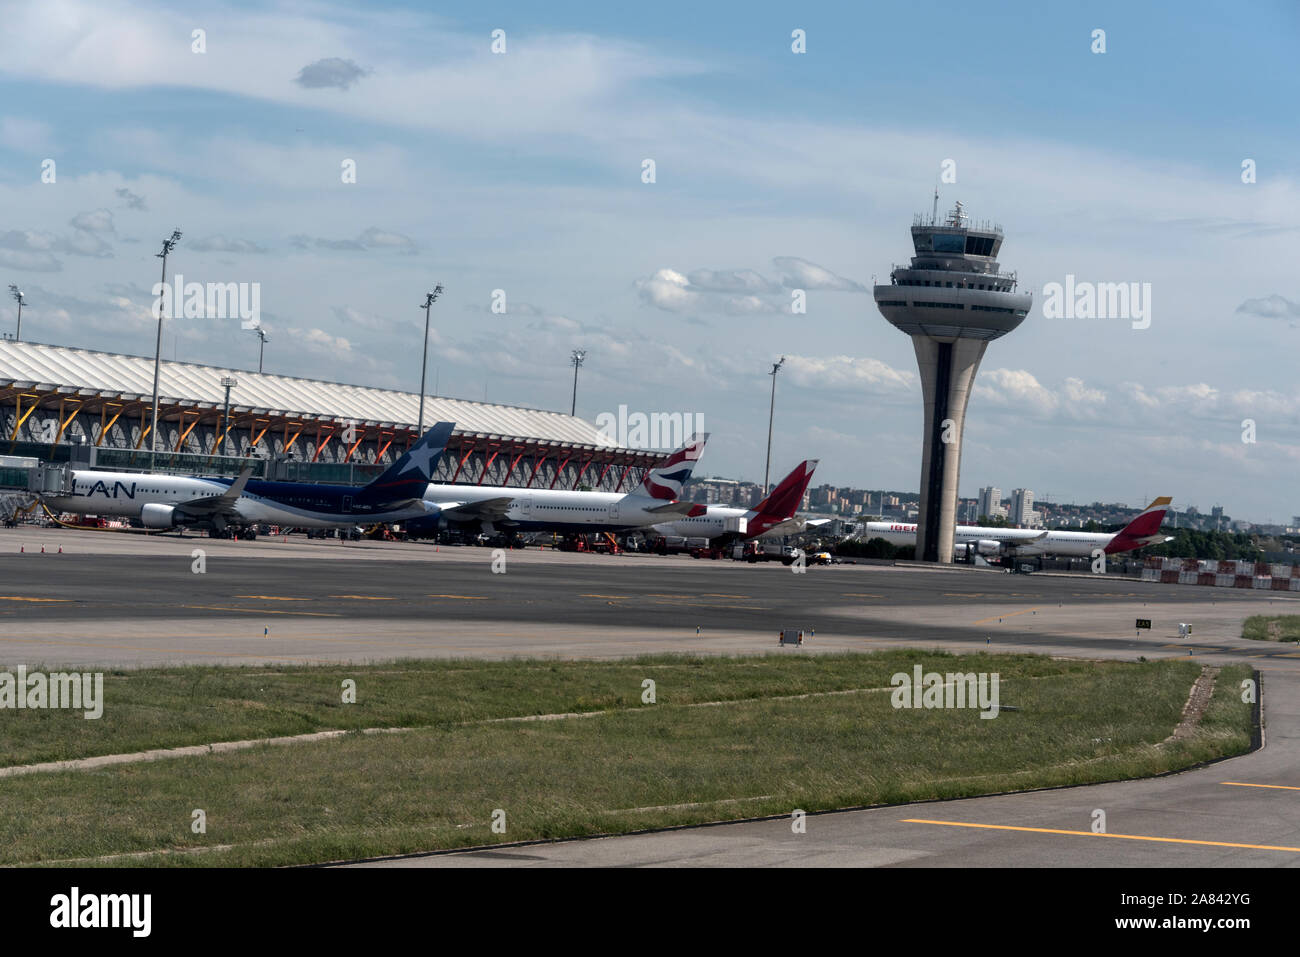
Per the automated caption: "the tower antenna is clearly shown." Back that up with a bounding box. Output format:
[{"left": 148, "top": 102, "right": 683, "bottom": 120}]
[{"left": 932, "top": 185, "right": 939, "bottom": 224}]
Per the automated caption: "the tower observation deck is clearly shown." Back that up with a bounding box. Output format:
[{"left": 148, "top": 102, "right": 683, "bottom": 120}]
[{"left": 873, "top": 200, "right": 1032, "bottom": 562}]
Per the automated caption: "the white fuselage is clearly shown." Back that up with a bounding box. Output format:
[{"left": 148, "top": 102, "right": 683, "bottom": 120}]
[
  {"left": 420, "top": 483, "right": 685, "bottom": 533},
  {"left": 45, "top": 471, "right": 431, "bottom": 529},
  {"left": 649, "top": 504, "right": 756, "bottom": 541},
  {"left": 864, "top": 521, "right": 1120, "bottom": 559}
]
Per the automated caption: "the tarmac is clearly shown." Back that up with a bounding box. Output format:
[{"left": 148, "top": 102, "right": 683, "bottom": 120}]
[{"left": 3, "top": 525, "right": 1297, "bottom": 867}]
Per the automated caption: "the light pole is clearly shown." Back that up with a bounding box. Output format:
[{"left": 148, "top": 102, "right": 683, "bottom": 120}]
[
  {"left": 764, "top": 356, "right": 785, "bottom": 494},
  {"left": 570, "top": 349, "right": 586, "bottom": 416},
  {"left": 150, "top": 229, "right": 182, "bottom": 455},
  {"left": 252, "top": 326, "right": 270, "bottom": 373},
  {"left": 418, "top": 284, "right": 443, "bottom": 434},
  {"left": 218, "top": 376, "right": 238, "bottom": 455},
  {"left": 7, "top": 285, "right": 25, "bottom": 342}
]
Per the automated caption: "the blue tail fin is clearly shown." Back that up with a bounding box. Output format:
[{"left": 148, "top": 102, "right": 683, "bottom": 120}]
[{"left": 359, "top": 421, "right": 455, "bottom": 504}]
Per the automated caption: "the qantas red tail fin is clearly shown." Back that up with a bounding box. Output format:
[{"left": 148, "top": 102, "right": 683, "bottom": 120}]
[{"left": 755, "top": 460, "right": 819, "bottom": 520}]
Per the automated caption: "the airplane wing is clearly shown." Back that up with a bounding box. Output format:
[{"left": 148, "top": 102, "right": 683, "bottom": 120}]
[
  {"left": 173, "top": 466, "right": 255, "bottom": 518},
  {"left": 756, "top": 517, "right": 807, "bottom": 537},
  {"left": 434, "top": 497, "right": 517, "bottom": 523},
  {"left": 757, "top": 516, "right": 835, "bottom": 537},
  {"left": 990, "top": 531, "right": 1050, "bottom": 548},
  {"left": 645, "top": 501, "right": 706, "bottom": 516}
]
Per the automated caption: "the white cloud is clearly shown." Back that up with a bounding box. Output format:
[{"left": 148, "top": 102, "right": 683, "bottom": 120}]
[
  {"left": 69, "top": 208, "right": 115, "bottom": 234},
  {"left": 190, "top": 235, "right": 266, "bottom": 254},
  {"left": 635, "top": 268, "right": 697, "bottom": 312},
  {"left": 772, "top": 256, "right": 866, "bottom": 292},
  {"left": 783, "top": 355, "right": 915, "bottom": 393}
]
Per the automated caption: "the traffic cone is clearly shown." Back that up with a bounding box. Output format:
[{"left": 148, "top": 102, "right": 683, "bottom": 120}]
[{"left": 41, "top": 545, "right": 45, "bottom": 553}]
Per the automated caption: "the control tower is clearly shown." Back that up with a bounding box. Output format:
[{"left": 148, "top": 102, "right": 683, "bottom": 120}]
[{"left": 873, "top": 199, "right": 1031, "bottom": 562}]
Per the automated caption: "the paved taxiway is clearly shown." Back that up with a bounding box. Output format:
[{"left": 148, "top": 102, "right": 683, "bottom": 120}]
[
  {"left": 4, "top": 526, "right": 1297, "bottom": 867},
  {"left": 0, "top": 526, "right": 1296, "bottom": 669}
]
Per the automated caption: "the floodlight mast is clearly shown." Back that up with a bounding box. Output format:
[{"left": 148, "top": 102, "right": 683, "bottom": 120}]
[{"left": 149, "top": 229, "right": 182, "bottom": 455}]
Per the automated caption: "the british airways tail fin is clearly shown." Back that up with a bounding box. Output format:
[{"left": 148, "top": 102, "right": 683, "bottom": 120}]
[
  {"left": 634, "top": 433, "right": 709, "bottom": 500},
  {"left": 359, "top": 421, "right": 455, "bottom": 504}
]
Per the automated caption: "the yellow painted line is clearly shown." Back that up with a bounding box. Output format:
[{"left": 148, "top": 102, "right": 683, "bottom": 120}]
[
  {"left": 647, "top": 593, "right": 693, "bottom": 599},
  {"left": 1222, "top": 782, "right": 1300, "bottom": 791},
  {"left": 234, "top": 595, "right": 310, "bottom": 601},
  {"left": 181, "top": 605, "right": 342, "bottom": 618},
  {"left": 701, "top": 594, "right": 750, "bottom": 598},
  {"left": 944, "top": 593, "right": 987, "bottom": 597},
  {"left": 972, "top": 607, "right": 1040, "bottom": 626},
  {"left": 425, "top": 594, "right": 489, "bottom": 600},
  {"left": 844, "top": 593, "right": 886, "bottom": 598},
  {"left": 0, "top": 596, "right": 71, "bottom": 603},
  {"left": 902, "top": 819, "right": 1300, "bottom": 853},
  {"left": 581, "top": 594, "right": 629, "bottom": 600},
  {"left": 650, "top": 600, "right": 760, "bottom": 611},
  {"left": 328, "top": 595, "right": 396, "bottom": 601}
]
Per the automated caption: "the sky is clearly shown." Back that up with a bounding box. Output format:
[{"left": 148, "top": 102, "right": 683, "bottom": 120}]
[{"left": 0, "top": 0, "right": 1297, "bottom": 522}]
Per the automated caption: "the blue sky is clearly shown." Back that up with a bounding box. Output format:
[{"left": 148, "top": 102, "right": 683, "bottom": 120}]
[{"left": 1, "top": 0, "right": 1297, "bottom": 521}]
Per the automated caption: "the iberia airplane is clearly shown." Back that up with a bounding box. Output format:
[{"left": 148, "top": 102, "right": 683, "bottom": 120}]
[{"left": 863, "top": 496, "right": 1174, "bottom": 560}]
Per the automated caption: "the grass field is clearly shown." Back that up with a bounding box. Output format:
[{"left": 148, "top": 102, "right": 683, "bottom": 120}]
[
  {"left": 1242, "top": 615, "right": 1300, "bottom": 642},
  {"left": 0, "top": 652, "right": 1255, "bottom": 867}
]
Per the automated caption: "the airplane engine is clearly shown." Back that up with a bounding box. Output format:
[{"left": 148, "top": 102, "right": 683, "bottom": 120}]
[
  {"left": 975, "top": 539, "right": 1003, "bottom": 556},
  {"left": 140, "top": 503, "right": 178, "bottom": 529}
]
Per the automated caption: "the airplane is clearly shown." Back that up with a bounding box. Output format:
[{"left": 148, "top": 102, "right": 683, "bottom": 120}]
[
  {"left": 412, "top": 434, "right": 711, "bottom": 538},
  {"left": 862, "top": 496, "right": 1175, "bottom": 561},
  {"left": 645, "top": 459, "right": 824, "bottom": 545},
  {"left": 42, "top": 422, "right": 456, "bottom": 538}
]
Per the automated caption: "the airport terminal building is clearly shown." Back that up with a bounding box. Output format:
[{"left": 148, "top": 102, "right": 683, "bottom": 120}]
[{"left": 0, "top": 340, "right": 665, "bottom": 491}]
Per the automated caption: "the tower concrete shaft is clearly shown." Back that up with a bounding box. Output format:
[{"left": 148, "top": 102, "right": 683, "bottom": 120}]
[
  {"left": 912, "top": 335, "right": 986, "bottom": 563},
  {"left": 874, "top": 200, "right": 1031, "bottom": 563}
]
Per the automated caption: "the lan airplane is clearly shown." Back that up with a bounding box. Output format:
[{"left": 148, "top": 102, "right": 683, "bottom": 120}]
[
  {"left": 863, "top": 496, "right": 1174, "bottom": 560},
  {"left": 413, "top": 434, "right": 712, "bottom": 536},
  {"left": 43, "top": 422, "right": 455, "bottom": 537},
  {"left": 647, "top": 459, "right": 824, "bottom": 544}
]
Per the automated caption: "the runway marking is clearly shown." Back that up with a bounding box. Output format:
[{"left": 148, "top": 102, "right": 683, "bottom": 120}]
[
  {"left": 0, "top": 596, "right": 71, "bottom": 602},
  {"left": 972, "top": 607, "right": 1040, "bottom": 626},
  {"left": 181, "top": 604, "right": 342, "bottom": 617},
  {"left": 647, "top": 594, "right": 693, "bottom": 599},
  {"left": 581, "top": 594, "right": 629, "bottom": 600},
  {"left": 234, "top": 595, "right": 310, "bottom": 601},
  {"left": 844, "top": 593, "right": 886, "bottom": 598},
  {"left": 650, "top": 600, "right": 761, "bottom": 611},
  {"left": 902, "top": 819, "right": 1300, "bottom": 853},
  {"left": 425, "top": 594, "right": 489, "bottom": 600},
  {"left": 701, "top": 594, "right": 750, "bottom": 599},
  {"left": 329, "top": 595, "right": 396, "bottom": 600},
  {"left": 1222, "top": 782, "right": 1300, "bottom": 791}
]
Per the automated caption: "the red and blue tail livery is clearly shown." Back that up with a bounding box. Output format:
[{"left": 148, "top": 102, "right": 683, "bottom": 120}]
[{"left": 636, "top": 434, "right": 710, "bottom": 500}]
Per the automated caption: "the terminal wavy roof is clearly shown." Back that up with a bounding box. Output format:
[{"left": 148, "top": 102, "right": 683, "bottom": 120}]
[{"left": 0, "top": 340, "right": 627, "bottom": 450}]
